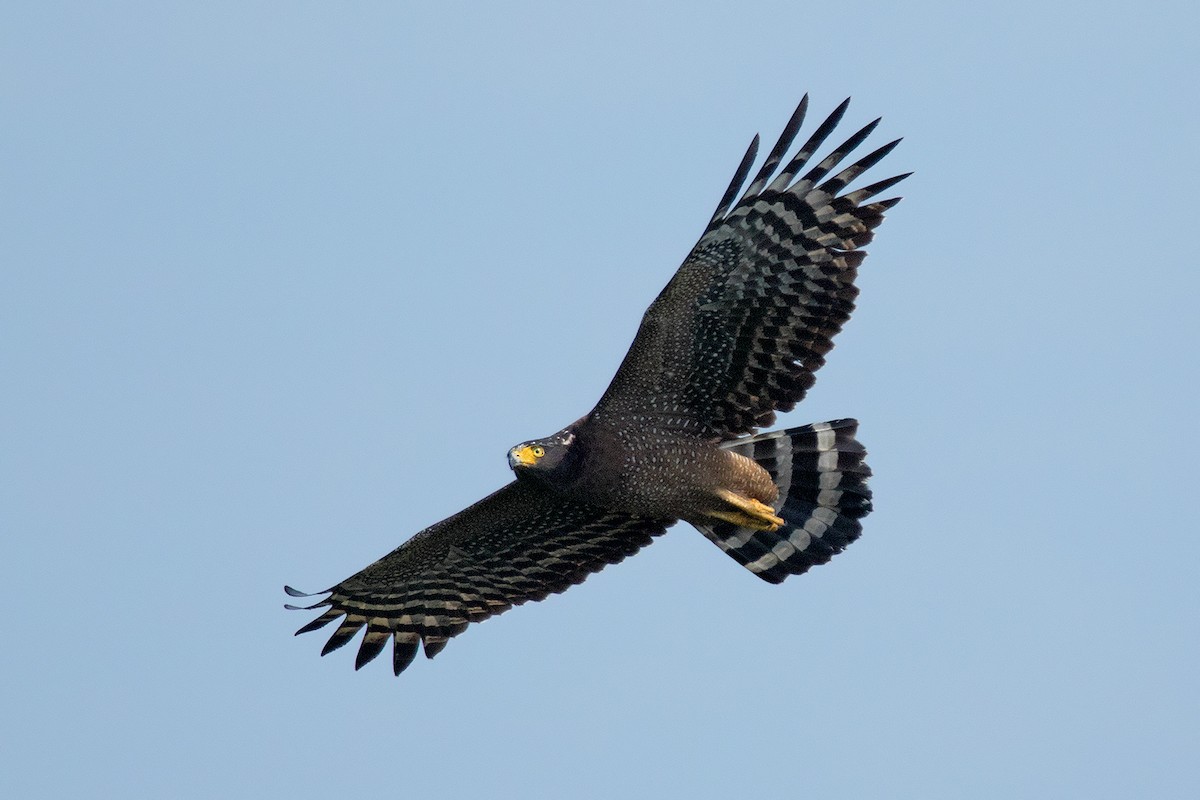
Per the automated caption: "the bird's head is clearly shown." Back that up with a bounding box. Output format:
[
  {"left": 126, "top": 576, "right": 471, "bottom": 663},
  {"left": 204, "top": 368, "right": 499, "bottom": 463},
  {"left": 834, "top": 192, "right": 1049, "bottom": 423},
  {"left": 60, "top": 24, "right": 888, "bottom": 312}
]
[{"left": 508, "top": 429, "right": 576, "bottom": 480}]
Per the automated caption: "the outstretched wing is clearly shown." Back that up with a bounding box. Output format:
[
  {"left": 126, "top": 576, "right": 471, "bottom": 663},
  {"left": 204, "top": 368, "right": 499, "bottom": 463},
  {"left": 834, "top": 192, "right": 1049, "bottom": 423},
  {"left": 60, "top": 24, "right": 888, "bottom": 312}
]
[
  {"left": 286, "top": 481, "right": 671, "bottom": 675},
  {"left": 593, "top": 96, "right": 908, "bottom": 439}
]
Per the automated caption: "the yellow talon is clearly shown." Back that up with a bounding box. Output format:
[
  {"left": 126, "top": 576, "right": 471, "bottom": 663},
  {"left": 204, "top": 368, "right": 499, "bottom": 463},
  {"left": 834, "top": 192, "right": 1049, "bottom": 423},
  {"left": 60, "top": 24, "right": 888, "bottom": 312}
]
[{"left": 708, "top": 490, "right": 785, "bottom": 531}]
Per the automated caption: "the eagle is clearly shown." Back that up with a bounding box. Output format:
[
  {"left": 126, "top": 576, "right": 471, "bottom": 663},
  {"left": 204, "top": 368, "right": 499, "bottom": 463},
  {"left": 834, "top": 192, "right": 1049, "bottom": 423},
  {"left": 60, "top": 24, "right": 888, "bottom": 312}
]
[{"left": 286, "top": 95, "right": 907, "bottom": 675}]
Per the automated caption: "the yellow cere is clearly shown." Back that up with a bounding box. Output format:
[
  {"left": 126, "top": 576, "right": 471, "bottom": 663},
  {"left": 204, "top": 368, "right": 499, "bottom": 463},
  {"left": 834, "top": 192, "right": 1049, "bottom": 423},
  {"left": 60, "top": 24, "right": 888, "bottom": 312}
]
[{"left": 510, "top": 444, "right": 542, "bottom": 466}]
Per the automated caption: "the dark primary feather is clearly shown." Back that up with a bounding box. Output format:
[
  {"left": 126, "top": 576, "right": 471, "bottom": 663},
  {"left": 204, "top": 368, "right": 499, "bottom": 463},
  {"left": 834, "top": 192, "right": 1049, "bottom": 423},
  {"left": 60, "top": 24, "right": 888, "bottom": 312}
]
[
  {"left": 593, "top": 97, "right": 908, "bottom": 439},
  {"left": 288, "top": 481, "right": 670, "bottom": 674},
  {"left": 742, "top": 95, "right": 810, "bottom": 199},
  {"left": 709, "top": 134, "right": 759, "bottom": 224}
]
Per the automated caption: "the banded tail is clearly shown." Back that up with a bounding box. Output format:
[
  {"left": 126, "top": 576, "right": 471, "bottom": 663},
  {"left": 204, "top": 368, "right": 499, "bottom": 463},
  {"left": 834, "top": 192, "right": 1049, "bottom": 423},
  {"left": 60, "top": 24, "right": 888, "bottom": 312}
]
[{"left": 697, "top": 419, "right": 872, "bottom": 584}]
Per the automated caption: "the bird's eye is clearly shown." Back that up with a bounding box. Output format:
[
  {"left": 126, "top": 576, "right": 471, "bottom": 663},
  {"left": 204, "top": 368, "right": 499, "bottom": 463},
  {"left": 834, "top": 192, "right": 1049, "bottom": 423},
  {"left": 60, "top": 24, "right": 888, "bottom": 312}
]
[{"left": 531, "top": 445, "right": 545, "bottom": 458}]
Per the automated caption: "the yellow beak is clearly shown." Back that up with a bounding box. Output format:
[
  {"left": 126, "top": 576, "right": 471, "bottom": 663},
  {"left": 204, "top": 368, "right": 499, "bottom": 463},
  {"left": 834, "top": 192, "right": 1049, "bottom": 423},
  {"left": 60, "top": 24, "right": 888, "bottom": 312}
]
[{"left": 508, "top": 445, "right": 539, "bottom": 468}]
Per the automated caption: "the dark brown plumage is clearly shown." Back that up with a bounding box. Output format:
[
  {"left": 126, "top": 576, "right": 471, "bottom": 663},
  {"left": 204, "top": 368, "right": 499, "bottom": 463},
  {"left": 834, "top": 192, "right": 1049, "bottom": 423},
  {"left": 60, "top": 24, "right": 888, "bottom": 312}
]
[{"left": 286, "top": 95, "right": 907, "bottom": 674}]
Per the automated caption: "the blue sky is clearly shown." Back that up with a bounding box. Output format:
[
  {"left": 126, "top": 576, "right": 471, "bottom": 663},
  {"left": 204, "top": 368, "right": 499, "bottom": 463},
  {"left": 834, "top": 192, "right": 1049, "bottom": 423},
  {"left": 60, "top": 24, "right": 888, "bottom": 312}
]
[{"left": 3, "top": 2, "right": 1197, "bottom": 798}]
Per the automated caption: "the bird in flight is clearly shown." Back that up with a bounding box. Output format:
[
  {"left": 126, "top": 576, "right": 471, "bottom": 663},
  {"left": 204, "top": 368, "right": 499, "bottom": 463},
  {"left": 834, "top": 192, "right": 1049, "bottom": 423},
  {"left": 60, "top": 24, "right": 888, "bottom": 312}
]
[{"left": 286, "top": 94, "right": 908, "bottom": 675}]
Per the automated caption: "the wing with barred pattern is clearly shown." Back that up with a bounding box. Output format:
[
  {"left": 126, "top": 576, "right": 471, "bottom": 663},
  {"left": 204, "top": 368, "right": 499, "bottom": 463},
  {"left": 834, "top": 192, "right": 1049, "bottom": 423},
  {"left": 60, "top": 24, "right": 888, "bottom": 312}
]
[
  {"left": 286, "top": 481, "right": 671, "bottom": 674},
  {"left": 593, "top": 96, "right": 908, "bottom": 439}
]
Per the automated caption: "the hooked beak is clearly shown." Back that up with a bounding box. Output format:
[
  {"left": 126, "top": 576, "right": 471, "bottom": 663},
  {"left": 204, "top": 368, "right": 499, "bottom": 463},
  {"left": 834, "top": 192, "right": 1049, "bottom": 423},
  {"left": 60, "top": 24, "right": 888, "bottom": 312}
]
[{"left": 508, "top": 445, "right": 538, "bottom": 469}]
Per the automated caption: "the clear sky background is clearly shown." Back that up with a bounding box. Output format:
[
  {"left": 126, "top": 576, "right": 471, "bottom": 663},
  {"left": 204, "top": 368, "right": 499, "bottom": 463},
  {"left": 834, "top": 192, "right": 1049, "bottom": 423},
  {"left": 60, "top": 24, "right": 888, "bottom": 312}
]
[{"left": 3, "top": 2, "right": 1197, "bottom": 798}]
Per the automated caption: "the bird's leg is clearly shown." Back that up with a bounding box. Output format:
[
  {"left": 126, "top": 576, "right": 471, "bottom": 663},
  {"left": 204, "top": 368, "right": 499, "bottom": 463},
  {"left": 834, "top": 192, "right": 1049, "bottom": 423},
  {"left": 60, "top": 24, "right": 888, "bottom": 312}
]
[{"left": 707, "top": 488, "right": 785, "bottom": 532}]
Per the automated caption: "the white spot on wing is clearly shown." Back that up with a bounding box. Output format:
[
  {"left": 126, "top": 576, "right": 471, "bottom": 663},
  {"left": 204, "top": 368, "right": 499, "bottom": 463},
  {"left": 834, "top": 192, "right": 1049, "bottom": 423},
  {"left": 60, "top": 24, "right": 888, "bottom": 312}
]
[
  {"left": 816, "top": 489, "right": 844, "bottom": 507},
  {"left": 747, "top": 551, "right": 780, "bottom": 573},
  {"left": 788, "top": 528, "right": 812, "bottom": 551},
  {"left": 818, "top": 471, "right": 842, "bottom": 489},
  {"left": 718, "top": 528, "right": 756, "bottom": 550}
]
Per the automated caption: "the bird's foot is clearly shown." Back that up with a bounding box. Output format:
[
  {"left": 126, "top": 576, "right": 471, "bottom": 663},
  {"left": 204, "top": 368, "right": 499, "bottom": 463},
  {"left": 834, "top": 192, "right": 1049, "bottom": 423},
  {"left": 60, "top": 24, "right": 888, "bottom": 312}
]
[{"left": 708, "top": 490, "right": 784, "bottom": 531}]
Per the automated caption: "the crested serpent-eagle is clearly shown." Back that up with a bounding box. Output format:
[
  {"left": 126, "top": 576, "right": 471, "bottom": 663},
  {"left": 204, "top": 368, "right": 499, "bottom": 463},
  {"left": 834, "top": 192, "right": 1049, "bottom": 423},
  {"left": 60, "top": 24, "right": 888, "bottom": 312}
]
[{"left": 286, "top": 95, "right": 908, "bottom": 675}]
